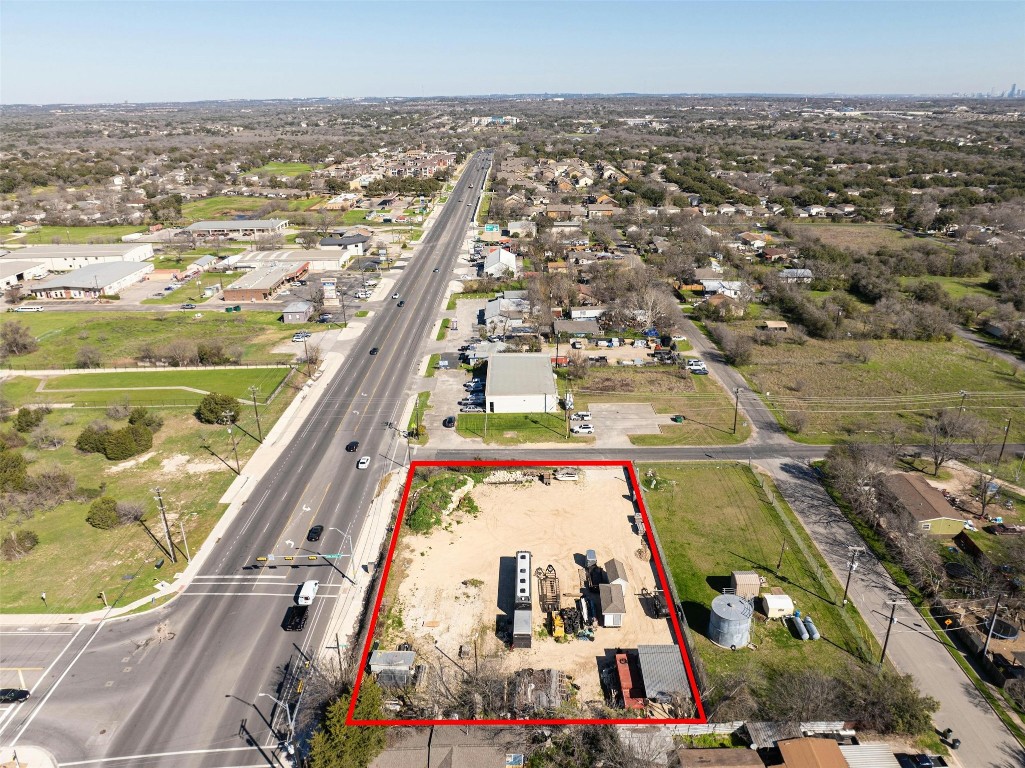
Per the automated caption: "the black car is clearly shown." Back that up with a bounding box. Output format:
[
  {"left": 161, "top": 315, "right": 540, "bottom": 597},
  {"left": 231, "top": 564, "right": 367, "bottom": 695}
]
[
  {"left": 397, "top": 300, "right": 406, "bottom": 307},
  {"left": 283, "top": 605, "right": 308, "bottom": 632},
  {"left": 0, "top": 688, "right": 29, "bottom": 703},
  {"left": 369, "top": 347, "right": 379, "bottom": 355},
  {"left": 306, "top": 524, "right": 324, "bottom": 542},
  {"left": 443, "top": 416, "right": 456, "bottom": 428},
  {"left": 346, "top": 440, "right": 360, "bottom": 452}
]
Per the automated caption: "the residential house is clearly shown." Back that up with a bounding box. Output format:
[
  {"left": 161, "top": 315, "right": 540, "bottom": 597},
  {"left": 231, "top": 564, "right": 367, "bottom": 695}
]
[
  {"left": 482, "top": 247, "right": 518, "bottom": 278},
  {"left": 544, "top": 204, "right": 574, "bottom": 221},
  {"left": 780, "top": 268, "right": 813, "bottom": 284},
  {"left": 880, "top": 473, "right": 966, "bottom": 535},
  {"left": 760, "top": 247, "right": 789, "bottom": 262},
  {"left": 570, "top": 305, "right": 607, "bottom": 320},
  {"left": 699, "top": 279, "right": 745, "bottom": 299},
  {"left": 716, "top": 204, "right": 737, "bottom": 216},
  {"left": 586, "top": 204, "right": 619, "bottom": 219},
  {"left": 756, "top": 320, "right": 789, "bottom": 332},
  {"left": 703, "top": 294, "right": 745, "bottom": 319}
]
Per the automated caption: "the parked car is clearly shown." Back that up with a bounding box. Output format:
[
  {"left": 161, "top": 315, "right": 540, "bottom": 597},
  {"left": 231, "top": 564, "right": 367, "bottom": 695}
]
[
  {"left": 570, "top": 424, "right": 594, "bottom": 435},
  {"left": 442, "top": 416, "right": 456, "bottom": 428},
  {"left": 346, "top": 440, "right": 360, "bottom": 452},
  {"left": 460, "top": 406, "right": 484, "bottom": 413},
  {"left": 572, "top": 412, "right": 592, "bottom": 421},
  {"left": 0, "top": 689, "right": 30, "bottom": 703},
  {"left": 292, "top": 332, "right": 310, "bottom": 342},
  {"left": 306, "top": 525, "right": 324, "bottom": 542},
  {"left": 357, "top": 456, "right": 371, "bottom": 469}
]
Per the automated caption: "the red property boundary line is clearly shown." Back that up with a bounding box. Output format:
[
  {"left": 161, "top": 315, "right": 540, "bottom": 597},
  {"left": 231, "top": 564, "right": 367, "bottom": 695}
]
[{"left": 346, "top": 459, "right": 708, "bottom": 726}]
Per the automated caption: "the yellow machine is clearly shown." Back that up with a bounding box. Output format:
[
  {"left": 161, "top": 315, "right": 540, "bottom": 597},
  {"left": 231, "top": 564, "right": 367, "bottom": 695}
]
[{"left": 551, "top": 611, "right": 565, "bottom": 639}]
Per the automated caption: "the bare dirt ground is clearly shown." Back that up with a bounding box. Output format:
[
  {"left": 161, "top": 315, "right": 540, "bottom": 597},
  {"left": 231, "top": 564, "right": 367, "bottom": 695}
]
[{"left": 386, "top": 467, "right": 677, "bottom": 707}]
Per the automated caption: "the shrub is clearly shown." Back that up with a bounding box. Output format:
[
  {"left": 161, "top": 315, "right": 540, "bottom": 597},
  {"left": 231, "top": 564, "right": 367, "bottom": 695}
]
[
  {"left": 128, "top": 407, "right": 163, "bottom": 432},
  {"left": 0, "top": 449, "right": 29, "bottom": 492},
  {"left": 30, "top": 466, "right": 77, "bottom": 508},
  {"left": 76, "top": 422, "right": 110, "bottom": 453},
  {"left": 197, "top": 342, "right": 231, "bottom": 365},
  {"left": 14, "top": 407, "right": 45, "bottom": 433},
  {"left": 116, "top": 500, "right": 145, "bottom": 525},
  {"left": 75, "top": 345, "right": 103, "bottom": 369},
  {"left": 196, "top": 393, "right": 240, "bottom": 424},
  {"left": 0, "top": 320, "right": 38, "bottom": 357},
  {"left": 1, "top": 529, "right": 39, "bottom": 561},
  {"left": 105, "top": 401, "right": 132, "bottom": 419},
  {"left": 86, "top": 496, "right": 119, "bottom": 530},
  {"left": 102, "top": 424, "right": 153, "bottom": 461},
  {"left": 30, "top": 426, "right": 64, "bottom": 450},
  {"left": 0, "top": 429, "right": 27, "bottom": 450}
]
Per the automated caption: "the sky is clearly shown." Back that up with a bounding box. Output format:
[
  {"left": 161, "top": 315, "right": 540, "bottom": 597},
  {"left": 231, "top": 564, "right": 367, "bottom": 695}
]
[{"left": 1, "top": 1, "right": 1023, "bottom": 104}]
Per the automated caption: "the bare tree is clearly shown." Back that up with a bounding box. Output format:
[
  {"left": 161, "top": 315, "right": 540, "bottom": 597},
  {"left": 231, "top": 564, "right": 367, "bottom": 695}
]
[{"left": 923, "top": 409, "right": 979, "bottom": 475}]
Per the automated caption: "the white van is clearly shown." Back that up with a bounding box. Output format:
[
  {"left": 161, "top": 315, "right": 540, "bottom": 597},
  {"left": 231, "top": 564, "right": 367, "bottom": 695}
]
[{"left": 296, "top": 580, "right": 320, "bottom": 606}]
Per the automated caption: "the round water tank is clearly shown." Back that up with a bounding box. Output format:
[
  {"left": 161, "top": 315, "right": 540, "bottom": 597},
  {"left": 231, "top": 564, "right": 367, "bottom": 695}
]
[{"left": 708, "top": 594, "right": 753, "bottom": 649}]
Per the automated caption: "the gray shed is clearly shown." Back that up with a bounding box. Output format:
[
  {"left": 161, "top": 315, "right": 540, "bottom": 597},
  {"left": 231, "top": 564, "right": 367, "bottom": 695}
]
[
  {"left": 599, "top": 583, "right": 626, "bottom": 627},
  {"left": 282, "top": 300, "right": 313, "bottom": 324},
  {"left": 636, "top": 644, "right": 689, "bottom": 704},
  {"left": 368, "top": 650, "right": 416, "bottom": 688},
  {"left": 604, "top": 558, "right": 628, "bottom": 587}
]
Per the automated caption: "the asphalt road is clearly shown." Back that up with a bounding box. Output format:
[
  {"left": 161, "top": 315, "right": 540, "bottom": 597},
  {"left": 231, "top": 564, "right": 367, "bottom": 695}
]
[{"left": 1, "top": 153, "right": 493, "bottom": 767}]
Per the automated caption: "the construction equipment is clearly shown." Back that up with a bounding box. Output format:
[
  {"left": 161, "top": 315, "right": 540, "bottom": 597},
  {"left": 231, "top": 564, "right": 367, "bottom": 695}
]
[{"left": 551, "top": 611, "right": 565, "bottom": 639}]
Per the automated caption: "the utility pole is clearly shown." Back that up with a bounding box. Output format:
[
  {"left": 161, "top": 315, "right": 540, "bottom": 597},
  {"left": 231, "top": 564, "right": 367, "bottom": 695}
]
[
  {"left": 302, "top": 335, "right": 313, "bottom": 378},
  {"left": 222, "top": 411, "right": 241, "bottom": 474},
  {"left": 880, "top": 599, "right": 904, "bottom": 665},
  {"left": 775, "top": 539, "right": 787, "bottom": 576},
  {"left": 842, "top": 546, "right": 865, "bottom": 606},
  {"left": 996, "top": 417, "right": 1011, "bottom": 470},
  {"left": 248, "top": 386, "right": 263, "bottom": 443},
  {"left": 153, "top": 488, "right": 176, "bottom": 564},
  {"left": 982, "top": 595, "right": 1002, "bottom": 656},
  {"left": 732, "top": 387, "right": 741, "bottom": 434},
  {"left": 958, "top": 389, "right": 968, "bottom": 414}
]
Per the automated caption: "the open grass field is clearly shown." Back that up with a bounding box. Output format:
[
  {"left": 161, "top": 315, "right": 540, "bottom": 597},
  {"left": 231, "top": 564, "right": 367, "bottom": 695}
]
[
  {"left": 455, "top": 412, "right": 593, "bottom": 445},
  {"left": 180, "top": 196, "right": 267, "bottom": 220},
  {"left": 0, "top": 377, "right": 299, "bottom": 613},
  {"left": 898, "top": 274, "right": 997, "bottom": 301},
  {"left": 740, "top": 337, "right": 1025, "bottom": 443},
  {"left": 248, "top": 161, "right": 318, "bottom": 177},
  {"left": 788, "top": 222, "right": 951, "bottom": 254},
  {"left": 0, "top": 311, "right": 295, "bottom": 369},
  {"left": 0, "top": 225, "right": 145, "bottom": 245},
  {"left": 571, "top": 366, "right": 750, "bottom": 445},
  {"left": 643, "top": 462, "right": 878, "bottom": 683},
  {"left": 36, "top": 367, "right": 289, "bottom": 401},
  {"left": 341, "top": 209, "right": 372, "bottom": 225}
]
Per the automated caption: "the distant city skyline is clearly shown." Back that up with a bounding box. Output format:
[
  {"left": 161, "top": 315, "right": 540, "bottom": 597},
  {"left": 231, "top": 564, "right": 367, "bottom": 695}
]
[{"left": 2, "top": 1, "right": 1023, "bottom": 104}]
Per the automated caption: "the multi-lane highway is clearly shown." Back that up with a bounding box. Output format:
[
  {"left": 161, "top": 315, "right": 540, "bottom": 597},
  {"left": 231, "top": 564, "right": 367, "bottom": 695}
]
[{"left": 1, "top": 152, "right": 493, "bottom": 767}]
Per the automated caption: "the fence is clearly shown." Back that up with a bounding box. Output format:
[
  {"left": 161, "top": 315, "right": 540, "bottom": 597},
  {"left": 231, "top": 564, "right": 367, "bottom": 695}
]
[
  {"left": 0, "top": 360, "right": 294, "bottom": 372},
  {"left": 757, "top": 473, "right": 875, "bottom": 663}
]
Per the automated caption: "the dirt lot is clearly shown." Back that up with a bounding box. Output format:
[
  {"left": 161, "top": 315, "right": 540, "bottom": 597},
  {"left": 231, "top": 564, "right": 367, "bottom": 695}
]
[{"left": 384, "top": 467, "right": 678, "bottom": 709}]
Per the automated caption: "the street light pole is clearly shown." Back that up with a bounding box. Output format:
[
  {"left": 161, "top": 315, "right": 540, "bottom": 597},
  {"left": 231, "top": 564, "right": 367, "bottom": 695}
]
[
  {"left": 153, "top": 488, "right": 177, "bottom": 564},
  {"left": 258, "top": 692, "right": 295, "bottom": 745},
  {"left": 732, "top": 387, "right": 740, "bottom": 435},
  {"left": 842, "top": 546, "right": 864, "bottom": 606}
]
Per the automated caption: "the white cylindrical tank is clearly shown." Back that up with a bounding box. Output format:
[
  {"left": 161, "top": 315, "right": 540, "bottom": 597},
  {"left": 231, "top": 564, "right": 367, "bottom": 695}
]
[{"left": 708, "top": 594, "right": 753, "bottom": 649}]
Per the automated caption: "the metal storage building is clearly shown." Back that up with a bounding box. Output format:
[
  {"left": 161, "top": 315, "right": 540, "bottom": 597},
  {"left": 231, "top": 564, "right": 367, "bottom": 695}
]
[
  {"left": 636, "top": 644, "right": 689, "bottom": 705},
  {"left": 222, "top": 264, "right": 304, "bottom": 302},
  {"left": 1, "top": 243, "right": 153, "bottom": 271},
  {"left": 484, "top": 353, "right": 559, "bottom": 414},
  {"left": 28, "top": 261, "right": 154, "bottom": 299},
  {"left": 368, "top": 650, "right": 416, "bottom": 688},
  {"left": 282, "top": 300, "right": 313, "bottom": 324},
  {"left": 730, "top": 570, "right": 761, "bottom": 598}
]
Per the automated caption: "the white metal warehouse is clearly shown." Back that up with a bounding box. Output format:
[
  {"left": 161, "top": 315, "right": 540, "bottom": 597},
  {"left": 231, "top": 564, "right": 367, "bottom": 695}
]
[{"left": 484, "top": 353, "right": 558, "bottom": 414}]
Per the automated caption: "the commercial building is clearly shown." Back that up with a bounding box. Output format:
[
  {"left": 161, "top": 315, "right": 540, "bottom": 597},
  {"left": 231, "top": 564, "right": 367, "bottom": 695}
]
[
  {"left": 185, "top": 219, "right": 288, "bottom": 239},
  {"left": 282, "top": 300, "right": 314, "bottom": 324},
  {"left": 0, "top": 260, "right": 47, "bottom": 290},
  {"left": 28, "top": 261, "right": 154, "bottom": 299},
  {"left": 237, "top": 250, "right": 340, "bottom": 272},
  {"left": 0, "top": 243, "right": 153, "bottom": 271},
  {"left": 222, "top": 264, "right": 305, "bottom": 302},
  {"left": 484, "top": 353, "right": 559, "bottom": 414},
  {"left": 319, "top": 233, "right": 369, "bottom": 258}
]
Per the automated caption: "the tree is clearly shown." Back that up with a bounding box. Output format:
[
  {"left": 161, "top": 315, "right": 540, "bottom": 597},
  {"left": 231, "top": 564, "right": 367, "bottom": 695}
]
[
  {"left": 86, "top": 496, "right": 119, "bottom": 530},
  {"left": 297, "top": 230, "right": 320, "bottom": 250},
  {"left": 196, "top": 393, "right": 240, "bottom": 424},
  {"left": 128, "top": 407, "right": 163, "bottom": 432},
  {"left": 76, "top": 422, "right": 110, "bottom": 453},
  {"left": 13, "top": 407, "right": 45, "bottom": 433},
  {"left": 0, "top": 321, "right": 38, "bottom": 357},
  {"left": 308, "top": 680, "right": 386, "bottom": 768},
  {"left": 102, "top": 423, "right": 153, "bottom": 461},
  {"left": 566, "top": 351, "right": 589, "bottom": 381},
  {"left": 75, "top": 345, "right": 103, "bottom": 369},
  {"left": 4, "top": 285, "right": 23, "bottom": 305},
  {"left": 1, "top": 529, "right": 39, "bottom": 561},
  {"left": 0, "top": 450, "right": 28, "bottom": 493},
  {"left": 923, "top": 409, "right": 978, "bottom": 475}
]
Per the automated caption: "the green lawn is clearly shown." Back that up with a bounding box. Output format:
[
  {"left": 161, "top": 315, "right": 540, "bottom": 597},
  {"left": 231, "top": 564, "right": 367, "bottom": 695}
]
[
  {"left": 436, "top": 319, "right": 450, "bottom": 341},
  {"left": 456, "top": 412, "right": 591, "bottom": 445},
  {"left": 0, "top": 311, "right": 295, "bottom": 369},
  {"left": 0, "top": 378, "right": 300, "bottom": 613},
  {"left": 787, "top": 222, "right": 950, "bottom": 254},
  {"left": 355, "top": 310, "right": 370, "bottom": 318},
  {"left": 1, "top": 225, "right": 145, "bottom": 245},
  {"left": 180, "top": 196, "right": 268, "bottom": 220},
  {"left": 248, "top": 161, "right": 317, "bottom": 177},
  {"left": 643, "top": 463, "right": 878, "bottom": 684},
  {"left": 35, "top": 367, "right": 289, "bottom": 402},
  {"left": 446, "top": 291, "right": 497, "bottom": 311},
  {"left": 740, "top": 337, "right": 1025, "bottom": 443},
  {"left": 424, "top": 353, "right": 441, "bottom": 378},
  {"left": 148, "top": 254, "right": 201, "bottom": 271},
  {"left": 342, "top": 209, "right": 372, "bottom": 225},
  {"left": 407, "top": 391, "right": 431, "bottom": 445},
  {"left": 476, "top": 193, "right": 492, "bottom": 225},
  {"left": 899, "top": 274, "right": 996, "bottom": 301}
]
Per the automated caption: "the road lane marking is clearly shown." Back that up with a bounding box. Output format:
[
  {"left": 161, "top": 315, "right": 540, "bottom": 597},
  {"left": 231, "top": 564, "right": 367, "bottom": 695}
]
[{"left": 60, "top": 746, "right": 262, "bottom": 766}]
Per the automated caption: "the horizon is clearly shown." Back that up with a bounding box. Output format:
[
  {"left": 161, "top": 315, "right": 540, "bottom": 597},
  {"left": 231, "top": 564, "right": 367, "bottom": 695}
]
[{"left": 1, "top": 0, "right": 1023, "bottom": 104}]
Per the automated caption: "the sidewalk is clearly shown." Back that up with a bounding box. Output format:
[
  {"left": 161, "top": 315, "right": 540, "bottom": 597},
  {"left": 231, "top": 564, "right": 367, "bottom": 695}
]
[{"left": 0, "top": 745, "right": 58, "bottom": 768}]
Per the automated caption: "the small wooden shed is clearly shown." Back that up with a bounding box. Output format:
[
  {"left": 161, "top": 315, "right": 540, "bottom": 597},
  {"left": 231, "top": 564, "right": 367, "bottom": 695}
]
[{"left": 730, "top": 570, "right": 761, "bottom": 599}]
